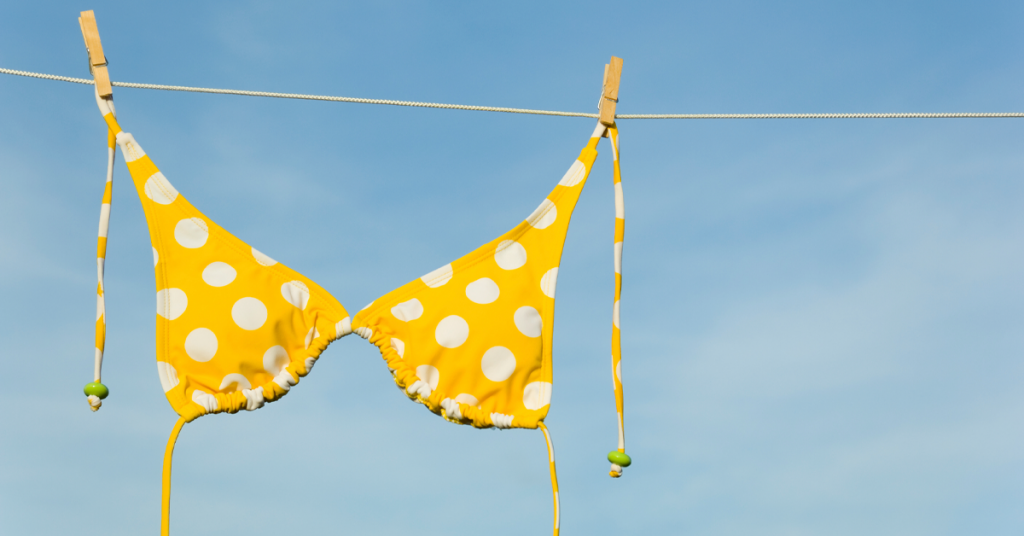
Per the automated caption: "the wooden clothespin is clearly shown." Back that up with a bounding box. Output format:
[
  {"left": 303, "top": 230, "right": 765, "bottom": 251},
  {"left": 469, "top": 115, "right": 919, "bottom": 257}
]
[
  {"left": 599, "top": 56, "right": 623, "bottom": 128},
  {"left": 78, "top": 10, "right": 112, "bottom": 98}
]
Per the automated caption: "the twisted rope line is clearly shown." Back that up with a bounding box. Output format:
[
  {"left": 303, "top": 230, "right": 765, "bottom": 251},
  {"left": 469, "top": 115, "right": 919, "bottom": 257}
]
[
  {"left": 616, "top": 112, "right": 1024, "bottom": 119},
  {"left": 4, "top": 67, "right": 1022, "bottom": 119},
  {"left": 0, "top": 67, "right": 597, "bottom": 118}
]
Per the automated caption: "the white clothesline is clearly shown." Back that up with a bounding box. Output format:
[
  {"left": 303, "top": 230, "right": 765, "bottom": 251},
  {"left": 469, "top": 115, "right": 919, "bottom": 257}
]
[{"left": 4, "top": 66, "right": 1023, "bottom": 120}]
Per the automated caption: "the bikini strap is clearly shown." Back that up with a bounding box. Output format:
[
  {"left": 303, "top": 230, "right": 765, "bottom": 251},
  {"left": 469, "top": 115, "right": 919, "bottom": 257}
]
[
  {"left": 162, "top": 417, "right": 187, "bottom": 536},
  {"left": 606, "top": 125, "right": 631, "bottom": 477},
  {"left": 84, "top": 89, "right": 118, "bottom": 411}
]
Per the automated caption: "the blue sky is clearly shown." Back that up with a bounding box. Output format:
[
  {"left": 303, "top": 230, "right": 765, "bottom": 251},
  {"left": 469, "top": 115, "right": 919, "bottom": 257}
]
[{"left": 1, "top": 1, "right": 1023, "bottom": 535}]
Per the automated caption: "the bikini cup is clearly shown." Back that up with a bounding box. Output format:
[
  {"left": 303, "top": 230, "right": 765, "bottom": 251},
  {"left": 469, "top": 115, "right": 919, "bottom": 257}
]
[
  {"left": 94, "top": 97, "right": 351, "bottom": 422},
  {"left": 352, "top": 134, "right": 602, "bottom": 430}
]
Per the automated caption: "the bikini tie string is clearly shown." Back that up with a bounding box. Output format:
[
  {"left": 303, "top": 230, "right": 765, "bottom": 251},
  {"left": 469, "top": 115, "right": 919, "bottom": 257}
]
[
  {"left": 538, "top": 423, "right": 560, "bottom": 536},
  {"left": 84, "top": 89, "right": 117, "bottom": 410},
  {"left": 162, "top": 417, "right": 187, "bottom": 536},
  {"left": 606, "top": 125, "right": 632, "bottom": 477}
]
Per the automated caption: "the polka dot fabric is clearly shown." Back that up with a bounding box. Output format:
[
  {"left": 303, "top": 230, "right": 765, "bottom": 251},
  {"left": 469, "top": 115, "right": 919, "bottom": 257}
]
[
  {"left": 87, "top": 81, "right": 628, "bottom": 536},
  {"left": 99, "top": 110, "right": 350, "bottom": 422},
  {"left": 352, "top": 136, "right": 601, "bottom": 430}
]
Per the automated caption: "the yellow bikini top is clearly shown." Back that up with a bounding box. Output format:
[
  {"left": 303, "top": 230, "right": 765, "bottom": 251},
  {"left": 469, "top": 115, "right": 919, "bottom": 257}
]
[{"left": 86, "top": 91, "right": 629, "bottom": 536}]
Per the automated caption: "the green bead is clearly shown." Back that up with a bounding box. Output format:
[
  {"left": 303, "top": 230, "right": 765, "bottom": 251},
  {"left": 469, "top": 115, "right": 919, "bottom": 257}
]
[
  {"left": 607, "top": 450, "right": 632, "bottom": 467},
  {"left": 84, "top": 382, "right": 109, "bottom": 400}
]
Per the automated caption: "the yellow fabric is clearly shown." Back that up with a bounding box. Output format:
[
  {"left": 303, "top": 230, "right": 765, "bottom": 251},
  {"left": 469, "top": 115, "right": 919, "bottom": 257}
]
[
  {"left": 102, "top": 113, "right": 350, "bottom": 422},
  {"left": 351, "top": 135, "right": 601, "bottom": 429}
]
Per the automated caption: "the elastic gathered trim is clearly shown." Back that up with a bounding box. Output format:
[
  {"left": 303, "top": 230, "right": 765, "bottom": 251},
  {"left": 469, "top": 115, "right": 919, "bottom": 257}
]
[
  {"left": 178, "top": 317, "right": 351, "bottom": 422},
  {"left": 356, "top": 322, "right": 541, "bottom": 430}
]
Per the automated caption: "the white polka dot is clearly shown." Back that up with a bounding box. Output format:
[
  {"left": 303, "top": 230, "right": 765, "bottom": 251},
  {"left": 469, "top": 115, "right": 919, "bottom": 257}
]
[
  {"left": 202, "top": 262, "right": 236, "bottom": 287},
  {"left": 416, "top": 364, "right": 440, "bottom": 390},
  {"left": 494, "top": 240, "right": 527, "bottom": 270},
  {"left": 523, "top": 381, "right": 553, "bottom": 410},
  {"left": 360, "top": 301, "right": 375, "bottom": 311},
  {"left": 281, "top": 280, "right": 310, "bottom": 309},
  {"left": 152, "top": 247, "right": 159, "bottom": 267},
  {"left": 559, "top": 160, "right": 586, "bottom": 187},
  {"left": 391, "top": 298, "right": 424, "bottom": 321},
  {"left": 491, "top": 412, "right": 514, "bottom": 428},
  {"left": 98, "top": 204, "right": 110, "bottom": 237},
  {"left": 526, "top": 198, "right": 558, "bottom": 229},
  {"left": 303, "top": 327, "right": 320, "bottom": 349},
  {"left": 354, "top": 326, "right": 373, "bottom": 339},
  {"left": 232, "top": 297, "right": 268, "bottom": 330},
  {"left": 481, "top": 346, "right": 517, "bottom": 382},
  {"left": 466, "top": 278, "right": 500, "bottom": 304},
  {"left": 614, "top": 242, "right": 623, "bottom": 274},
  {"left": 251, "top": 247, "right": 277, "bottom": 266},
  {"left": 241, "top": 387, "right": 265, "bottom": 411},
  {"left": 540, "top": 268, "right": 558, "bottom": 298},
  {"left": 273, "top": 369, "right": 297, "bottom": 389},
  {"left": 263, "top": 345, "right": 289, "bottom": 375},
  {"left": 156, "top": 288, "right": 187, "bottom": 320},
  {"left": 174, "top": 217, "right": 209, "bottom": 249},
  {"left": 514, "top": 306, "right": 542, "bottom": 338},
  {"left": 435, "top": 315, "right": 470, "bottom": 348},
  {"left": 218, "top": 373, "right": 251, "bottom": 392},
  {"left": 615, "top": 360, "right": 621, "bottom": 382},
  {"left": 115, "top": 133, "right": 146, "bottom": 162},
  {"left": 184, "top": 328, "right": 218, "bottom": 362},
  {"left": 143, "top": 172, "right": 178, "bottom": 205},
  {"left": 191, "top": 389, "right": 218, "bottom": 412},
  {"left": 454, "top": 393, "right": 479, "bottom": 407},
  {"left": 613, "top": 300, "right": 620, "bottom": 329},
  {"left": 157, "top": 361, "right": 178, "bottom": 393},
  {"left": 335, "top": 317, "right": 352, "bottom": 337},
  {"left": 390, "top": 337, "right": 405, "bottom": 358},
  {"left": 421, "top": 264, "right": 453, "bottom": 288}
]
